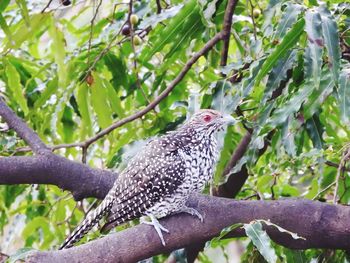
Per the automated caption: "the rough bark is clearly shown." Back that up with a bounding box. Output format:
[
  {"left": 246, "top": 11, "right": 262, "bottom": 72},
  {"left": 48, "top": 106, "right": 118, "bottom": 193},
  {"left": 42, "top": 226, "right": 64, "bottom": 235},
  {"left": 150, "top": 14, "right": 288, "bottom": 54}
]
[
  {"left": 0, "top": 155, "right": 116, "bottom": 200},
  {"left": 27, "top": 195, "right": 350, "bottom": 263}
]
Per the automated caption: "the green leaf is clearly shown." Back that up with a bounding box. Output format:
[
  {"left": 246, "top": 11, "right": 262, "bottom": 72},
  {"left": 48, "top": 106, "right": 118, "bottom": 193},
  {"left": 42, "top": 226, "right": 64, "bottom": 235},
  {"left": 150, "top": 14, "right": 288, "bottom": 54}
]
[
  {"left": 76, "top": 83, "right": 92, "bottom": 138},
  {"left": 15, "top": 0, "right": 30, "bottom": 26},
  {"left": 282, "top": 117, "right": 296, "bottom": 157},
  {"left": 269, "top": 81, "right": 313, "bottom": 127},
  {"left": 5, "top": 13, "right": 50, "bottom": 50},
  {"left": 8, "top": 247, "right": 36, "bottom": 263},
  {"left": 304, "top": 8, "right": 323, "bottom": 88},
  {"left": 274, "top": 3, "right": 303, "bottom": 40},
  {"left": 209, "top": 223, "right": 242, "bottom": 248},
  {"left": 49, "top": 19, "right": 67, "bottom": 87},
  {"left": 319, "top": 6, "right": 341, "bottom": 85},
  {"left": 90, "top": 73, "right": 113, "bottom": 129},
  {"left": 256, "top": 219, "right": 305, "bottom": 240},
  {"left": 103, "top": 53, "right": 128, "bottom": 91},
  {"left": 140, "top": 0, "right": 200, "bottom": 63},
  {"left": 305, "top": 114, "right": 324, "bottom": 149},
  {"left": 138, "top": 4, "right": 185, "bottom": 29},
  {"left": 103, "top": 79, "right": 124, "bottom": 118},
  {"left": 22, "top": 216, "right": 54, "bottom": 249},
  {"left": 338, "top": 69, "right": 350, "bottom": 125},
  {"left": 198, "top": 0, "right": 220, "bottom": 28},
  {"left": 4, "top": 60, "right": 29, "bottom": 114},
  {"left": 0, "top": 13, "right": 12, "bottom": 41},
  {"left": 0, "top": 0, "right": 10, "bottom": 12},
  {"left": 263, "top": 50, "right": 297, "bottom": 102},
  {"left": 244, "top": 221, "right": 277, "bottom": 263},
  {"left": 33, "top": 77, "right": 58, "bottom": 110},
  {"left": 255, "top": 18, "right": 305, "bottom": 86},
  {"left": 303, "top": 72, "right": 334, "bottom": 119}
]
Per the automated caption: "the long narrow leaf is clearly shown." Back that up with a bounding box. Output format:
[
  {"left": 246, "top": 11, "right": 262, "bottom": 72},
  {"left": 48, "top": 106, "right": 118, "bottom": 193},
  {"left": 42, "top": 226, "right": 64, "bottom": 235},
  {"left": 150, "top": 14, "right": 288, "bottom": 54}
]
[
  {"left": 244, "top": 221, "right": 277, "bottom": 263},
  {"left": 338, "top": 69, "right": 350, "bottom": 125},
  {"left": 304, "top": 9, "right": 323, "bottom": 88},
  {"left": 255, "top": 19, "right": 305, "bottom": 86},
  {"left": 5, "top": 60, "right": 29, "bottom": 114},
  {"left": 319, "top": 6, "right": 341, "bottom": 85}
]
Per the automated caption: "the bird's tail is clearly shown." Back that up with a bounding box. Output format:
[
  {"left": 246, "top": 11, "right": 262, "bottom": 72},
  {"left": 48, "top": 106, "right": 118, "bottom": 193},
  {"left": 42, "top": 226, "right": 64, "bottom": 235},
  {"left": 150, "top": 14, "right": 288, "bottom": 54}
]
[{"left": 59, "top": 198, "right": 113, "bottom": 250}]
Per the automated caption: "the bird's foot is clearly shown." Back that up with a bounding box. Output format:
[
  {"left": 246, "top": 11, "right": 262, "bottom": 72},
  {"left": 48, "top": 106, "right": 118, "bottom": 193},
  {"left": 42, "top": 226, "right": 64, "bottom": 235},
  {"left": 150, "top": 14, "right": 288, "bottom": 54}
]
[
  {"left": 141, "top": 214, "right": 169, "bottom": 246},
  {"left": 179, "top": 206, "right": 203, "bottom": 222}
]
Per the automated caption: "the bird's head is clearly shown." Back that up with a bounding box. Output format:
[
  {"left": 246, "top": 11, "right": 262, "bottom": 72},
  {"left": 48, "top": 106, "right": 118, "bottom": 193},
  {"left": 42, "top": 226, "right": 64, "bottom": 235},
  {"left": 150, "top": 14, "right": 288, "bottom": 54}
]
[{"left": 187, "top": 109, "right": 236, "bottom": 135}]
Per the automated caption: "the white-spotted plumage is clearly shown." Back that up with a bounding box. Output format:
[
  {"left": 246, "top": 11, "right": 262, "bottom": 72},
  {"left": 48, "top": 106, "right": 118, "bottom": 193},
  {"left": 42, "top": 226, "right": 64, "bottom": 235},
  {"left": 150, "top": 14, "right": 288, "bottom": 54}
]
[{"left": 59, "top": 109, "right": 235, "bottom": 249}]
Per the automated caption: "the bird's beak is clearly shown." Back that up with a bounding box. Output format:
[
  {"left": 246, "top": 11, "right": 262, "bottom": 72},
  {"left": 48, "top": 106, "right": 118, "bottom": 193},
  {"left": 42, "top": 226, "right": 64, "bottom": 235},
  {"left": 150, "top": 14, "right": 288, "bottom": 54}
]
[{"left": 222, "top": 114, "right": 236, "bottom": 125}]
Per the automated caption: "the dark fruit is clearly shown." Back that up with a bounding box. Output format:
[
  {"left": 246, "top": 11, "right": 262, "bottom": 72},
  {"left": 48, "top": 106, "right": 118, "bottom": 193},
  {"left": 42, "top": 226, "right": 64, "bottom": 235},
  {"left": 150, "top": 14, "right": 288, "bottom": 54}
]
[{"left": 122, "top": 25, "right": 131, "bottom": 36}]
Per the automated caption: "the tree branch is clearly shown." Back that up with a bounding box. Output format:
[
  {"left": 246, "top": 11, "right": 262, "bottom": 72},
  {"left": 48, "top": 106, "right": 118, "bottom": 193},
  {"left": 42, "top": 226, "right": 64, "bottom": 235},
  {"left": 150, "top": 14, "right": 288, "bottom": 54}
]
[
  {"left": 27, "top": 195, "right": 350, "bottom": 263},
  {"left": 0, "top": 155, "right": 116, "bottom": 200},
  {"left": 220, "top": 0, "right": 238, "bottom": 67},
  {"left": 0, "top": 98, "right": 50, "bottom": 155}
]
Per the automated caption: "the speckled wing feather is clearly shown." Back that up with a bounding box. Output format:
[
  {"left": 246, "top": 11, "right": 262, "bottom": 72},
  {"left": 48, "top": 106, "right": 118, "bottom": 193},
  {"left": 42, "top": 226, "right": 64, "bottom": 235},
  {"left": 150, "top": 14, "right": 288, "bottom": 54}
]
[{"left": 101, "top": 136, "right": 187, "bottom": 232}]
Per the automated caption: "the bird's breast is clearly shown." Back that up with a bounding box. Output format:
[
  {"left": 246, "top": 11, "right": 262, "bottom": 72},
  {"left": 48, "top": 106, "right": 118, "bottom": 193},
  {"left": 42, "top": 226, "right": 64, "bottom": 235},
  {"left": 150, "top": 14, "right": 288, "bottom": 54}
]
[{"left": 183, "top": 138, "right": 219, "bottom": 192}]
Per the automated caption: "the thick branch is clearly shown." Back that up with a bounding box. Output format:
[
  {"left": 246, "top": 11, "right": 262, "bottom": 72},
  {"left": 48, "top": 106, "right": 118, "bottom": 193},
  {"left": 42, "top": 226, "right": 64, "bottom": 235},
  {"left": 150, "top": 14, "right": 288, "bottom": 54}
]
[
  {"left": 0, "top": 98, "right": 50, "bottom": 154},
  {"left": 27, "top": 196, "right": 350, "bottom": 263},
  {"left": 0, "top": 155, "right": 116, "bottom": 200}
]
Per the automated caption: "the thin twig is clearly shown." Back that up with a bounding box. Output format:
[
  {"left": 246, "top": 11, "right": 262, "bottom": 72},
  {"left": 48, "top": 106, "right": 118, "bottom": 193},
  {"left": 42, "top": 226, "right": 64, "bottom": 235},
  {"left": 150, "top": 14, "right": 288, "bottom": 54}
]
[
  {"left": 87, "top": 0, "right": 103, "bottom": 66},
  {"left": 82, "top": 145, "right": 88, "bottom": 164},
  {"left": 82, "top": 21, "right": 128, "bottom": 82},
  {"left": 41, "top": 0, "right": 53, "bottom": 13},
  {"left": 248, "top": 0, "right": 257, "bottom": 40},
  {"left": 128, "top": 0, "right": 150, "bottom": 104},
  {"left": 156, "top": 0, "right": 162, "bottom": 14},
  {"left": 333, "top": 148, "right": 350, "bottom": 204},
  {"left": 325, "top": 160, "right": 350, "bottom": 172},
  {"left": 312, "top": 181, "right": 336, "bottom": 200}
]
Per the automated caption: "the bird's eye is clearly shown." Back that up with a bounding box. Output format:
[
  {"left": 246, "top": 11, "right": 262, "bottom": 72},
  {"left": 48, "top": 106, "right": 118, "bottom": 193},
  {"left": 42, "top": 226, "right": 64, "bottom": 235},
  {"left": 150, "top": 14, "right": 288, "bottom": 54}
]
[{"left": 203, "top": 114, "right": 212, "bottom": 122}]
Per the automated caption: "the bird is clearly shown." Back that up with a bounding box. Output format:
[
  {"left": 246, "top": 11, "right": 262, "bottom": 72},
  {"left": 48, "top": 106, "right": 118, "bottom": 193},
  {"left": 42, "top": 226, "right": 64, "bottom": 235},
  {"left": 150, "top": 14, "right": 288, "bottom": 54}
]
[{"left": 59, "top": 109, "right": 235, "bottom": 249}]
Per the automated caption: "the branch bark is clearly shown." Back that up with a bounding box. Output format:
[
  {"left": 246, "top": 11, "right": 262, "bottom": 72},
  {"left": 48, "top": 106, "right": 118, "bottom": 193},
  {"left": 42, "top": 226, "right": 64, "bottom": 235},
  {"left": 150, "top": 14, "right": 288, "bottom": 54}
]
[
  {"left": 27, "top": 195, "right": 350, "bottom": 263},
  {"left": 220, "top": 0, "right": 238, "bottom": 67},
  {"left": 0, "top": 155, "right": 116, "bottom": 200}
]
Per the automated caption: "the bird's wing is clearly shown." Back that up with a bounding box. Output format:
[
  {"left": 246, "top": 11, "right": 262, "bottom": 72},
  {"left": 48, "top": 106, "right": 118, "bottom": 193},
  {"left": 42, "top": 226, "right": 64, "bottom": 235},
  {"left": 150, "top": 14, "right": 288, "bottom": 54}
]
[{"left": 101, "top": 137, "right": 187, "bottom": 232}]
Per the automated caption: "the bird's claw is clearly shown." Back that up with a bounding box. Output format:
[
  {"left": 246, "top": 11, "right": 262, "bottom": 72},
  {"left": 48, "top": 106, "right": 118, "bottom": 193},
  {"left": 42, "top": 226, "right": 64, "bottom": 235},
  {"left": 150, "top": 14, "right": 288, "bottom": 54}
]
[
  {"left": 141, "top": 214, "right": 168, "bottom": 246},
  {"left": 180, "top": 206, "right": 204, "bottom": 222}
]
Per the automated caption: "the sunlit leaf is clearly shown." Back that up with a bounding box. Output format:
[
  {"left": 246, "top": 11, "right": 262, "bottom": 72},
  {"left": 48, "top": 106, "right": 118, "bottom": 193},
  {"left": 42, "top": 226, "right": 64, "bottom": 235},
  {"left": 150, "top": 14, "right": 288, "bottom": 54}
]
[
  {"left": 4, "top": 13, "right": 50, "bottom": 50},
  {"left": 244, "top": 221, "right": 277, "bottom": 263},
  {"left": 0, "top": 13, "right": 12, "bottom": 41},
  {"left": 4, "top": 60, "right": 29, "bottom": 114},
  {"left": 90, "top": 73, "right": 113, "bottom": 129},
  {"left": 76, "top": 83, "right": 92, "bottom": 139}
]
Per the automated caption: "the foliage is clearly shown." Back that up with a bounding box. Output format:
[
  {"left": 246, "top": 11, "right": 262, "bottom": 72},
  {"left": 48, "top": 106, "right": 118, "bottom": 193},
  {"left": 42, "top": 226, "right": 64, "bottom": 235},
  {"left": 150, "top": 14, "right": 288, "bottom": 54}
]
[{"left": 0, "top": 0, "right": 350, "bottom": 262}]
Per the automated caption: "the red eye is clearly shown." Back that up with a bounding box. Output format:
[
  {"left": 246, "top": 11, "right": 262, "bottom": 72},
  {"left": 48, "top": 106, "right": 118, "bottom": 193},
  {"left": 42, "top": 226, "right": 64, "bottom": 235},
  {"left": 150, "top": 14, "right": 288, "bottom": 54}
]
[{"left": 203, "top": 114, "right": 212, "bottom": 122}]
